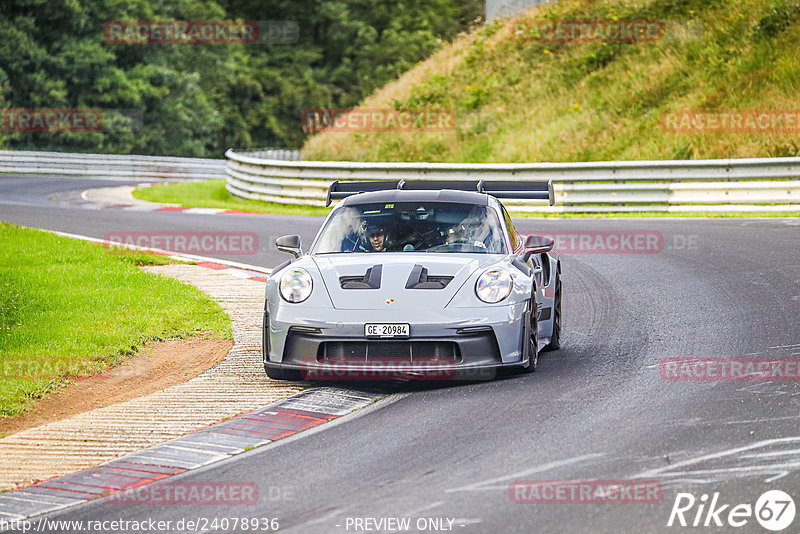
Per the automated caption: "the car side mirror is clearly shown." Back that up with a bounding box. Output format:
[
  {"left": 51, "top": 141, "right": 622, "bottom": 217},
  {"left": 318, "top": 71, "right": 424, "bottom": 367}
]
[
  {"left": 276, "top": 234, "right": 302, "bottom": 258},
  {"left": 522, "top": 234, "right": 554, "bottom": 262}
]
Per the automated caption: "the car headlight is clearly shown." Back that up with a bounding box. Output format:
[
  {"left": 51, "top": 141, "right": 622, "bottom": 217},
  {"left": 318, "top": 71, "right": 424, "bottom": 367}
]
[
  {"left": 280, "top": 268, "right": 313, "bottom": 303},
  {"left": 475, "top": 269, "right": 513, "bottom": 303}
]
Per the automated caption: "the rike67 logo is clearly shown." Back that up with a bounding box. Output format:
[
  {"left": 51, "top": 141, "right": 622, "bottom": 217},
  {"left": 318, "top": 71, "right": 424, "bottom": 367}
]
[{"left": 668, "top": 490, "right": 796, "bottom": 531}]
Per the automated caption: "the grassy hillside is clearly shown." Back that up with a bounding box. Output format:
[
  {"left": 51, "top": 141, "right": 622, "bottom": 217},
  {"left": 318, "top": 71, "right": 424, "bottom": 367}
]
[{"left": 302, "top": 0, "right": 800, "bottom": 162}]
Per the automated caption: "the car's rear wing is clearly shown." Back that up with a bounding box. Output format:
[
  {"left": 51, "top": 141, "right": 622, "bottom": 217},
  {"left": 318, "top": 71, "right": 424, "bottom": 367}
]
[{"left": 326, "top": 179, "right": 555, "bottom": 206}]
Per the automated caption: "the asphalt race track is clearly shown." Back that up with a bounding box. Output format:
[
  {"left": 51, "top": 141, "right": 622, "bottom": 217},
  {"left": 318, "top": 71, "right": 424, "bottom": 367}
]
[{"left": 3, "top": 175, "right": 800, "bottom": 533}]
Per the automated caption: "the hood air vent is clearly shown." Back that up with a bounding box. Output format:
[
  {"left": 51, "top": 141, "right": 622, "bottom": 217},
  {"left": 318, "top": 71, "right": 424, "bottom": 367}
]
[
  {"left": 405, "top": 264, "right": 454, "bottom": 290},
  {"left": 339, "top": 265, "right": 382, "bottom": 289}
]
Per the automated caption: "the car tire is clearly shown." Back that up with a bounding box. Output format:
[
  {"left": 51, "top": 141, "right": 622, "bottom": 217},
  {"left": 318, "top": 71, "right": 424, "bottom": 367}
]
[
  {"left": 542, "top": 262, "right": 562, "bottom": 352},
  {"left": 521, "top": 298, "right": 539, "bottom": 374}
]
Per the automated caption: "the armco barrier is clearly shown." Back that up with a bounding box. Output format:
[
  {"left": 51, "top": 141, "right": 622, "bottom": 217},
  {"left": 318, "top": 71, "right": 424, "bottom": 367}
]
[
  {"left": 225, "top": 149, "right": 800, "bottom": 213},
  {"left": 0, "top": 150, "right": 227, "bottom": 180}
]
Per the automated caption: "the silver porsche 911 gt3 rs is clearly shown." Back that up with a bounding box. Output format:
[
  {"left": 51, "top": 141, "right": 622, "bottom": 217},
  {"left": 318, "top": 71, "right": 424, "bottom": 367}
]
[{"left": 262, "top": 180, "right": 562, "bottom": 381}]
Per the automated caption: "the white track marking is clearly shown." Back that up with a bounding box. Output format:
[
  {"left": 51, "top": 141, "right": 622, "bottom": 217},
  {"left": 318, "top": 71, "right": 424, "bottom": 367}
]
[
  {"left": 400, "top": 501, "right": 443, "bottom": 517},
  {"left": 740, "top": 449, "right": 800, "bottom": 459},
  {"left": 633, "top": 437, "right": 800, "bottom": 480},
  {"left": 765, "top": 471, "right": 790, "bottom": 483},
  {"left": 445, "top": 453, "right": 603, "bottom": 493}
]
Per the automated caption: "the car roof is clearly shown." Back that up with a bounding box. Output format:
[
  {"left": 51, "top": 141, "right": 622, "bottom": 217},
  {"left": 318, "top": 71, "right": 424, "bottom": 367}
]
[{"left": 339, "top": 189, "right": 490, "bottom": 206}]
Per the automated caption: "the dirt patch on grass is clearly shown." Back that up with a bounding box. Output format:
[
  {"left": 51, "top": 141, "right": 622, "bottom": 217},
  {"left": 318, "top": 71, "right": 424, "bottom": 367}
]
[{"left": 0, "top": 336, "right": 233, "bottom": 437}]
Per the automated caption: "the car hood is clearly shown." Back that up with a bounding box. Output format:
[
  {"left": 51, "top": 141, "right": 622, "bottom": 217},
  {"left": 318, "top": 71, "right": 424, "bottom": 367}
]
[{"left": 311, "top": 253, "right": 504, "bottom": 310}]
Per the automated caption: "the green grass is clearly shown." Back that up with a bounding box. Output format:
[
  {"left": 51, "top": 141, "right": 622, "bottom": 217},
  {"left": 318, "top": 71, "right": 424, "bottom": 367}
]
[
  {"left": 133, "top": 179, "right": 332, "bottom": 217},
  {"left": 303, "top": 0, "right": 800, "bottom": 163},
  {"left": 0, "top": 223, "right": 232, "bottom": 417},
  {"left": 104, "top": 246, "right": 194, "bottom": 266}
]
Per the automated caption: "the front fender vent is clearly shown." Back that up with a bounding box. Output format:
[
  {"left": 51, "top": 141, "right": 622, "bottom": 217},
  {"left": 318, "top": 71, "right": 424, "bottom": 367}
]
[
  {"left": 339, "top": 265, "right": 382, "bottom": 289},
  {"left": 405, "top": 264, "right": 454, "bottom": 289}
]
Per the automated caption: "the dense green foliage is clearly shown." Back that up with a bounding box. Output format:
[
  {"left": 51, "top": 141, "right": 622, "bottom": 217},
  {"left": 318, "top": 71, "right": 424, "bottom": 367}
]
[{"left": 0, "top": 0, "right": 482, "bottom": 156}]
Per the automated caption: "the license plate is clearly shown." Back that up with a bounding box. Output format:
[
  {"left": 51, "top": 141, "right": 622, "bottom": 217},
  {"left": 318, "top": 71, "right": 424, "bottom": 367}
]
[{"left": 365, "top": 323, "right": 410, "bottom": 338}]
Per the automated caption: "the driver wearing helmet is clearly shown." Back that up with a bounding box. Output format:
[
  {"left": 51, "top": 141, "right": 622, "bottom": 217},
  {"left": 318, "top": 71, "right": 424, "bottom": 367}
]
[{"left": 363, "top": 223, "right": 388, "bottom": 252}]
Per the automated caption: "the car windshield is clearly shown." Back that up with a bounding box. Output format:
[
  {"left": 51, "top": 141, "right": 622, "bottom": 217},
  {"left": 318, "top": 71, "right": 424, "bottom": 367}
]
[{"left": 312, "top": 201, "right": 508, "bottom": 254}]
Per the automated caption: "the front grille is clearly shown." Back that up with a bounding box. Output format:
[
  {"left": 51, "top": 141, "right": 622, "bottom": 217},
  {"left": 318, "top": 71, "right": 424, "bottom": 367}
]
[
  {"left": 318, "top": 341, "right": 460, "bottom": 364},
  {"left": 283, "top": 329, "right": 502, "bottom": 370}
]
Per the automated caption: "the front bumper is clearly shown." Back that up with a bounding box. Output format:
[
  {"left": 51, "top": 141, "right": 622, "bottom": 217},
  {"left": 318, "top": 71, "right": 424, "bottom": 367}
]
[{"left": 264, "top": 302, "right": 527, "bottom": 379}]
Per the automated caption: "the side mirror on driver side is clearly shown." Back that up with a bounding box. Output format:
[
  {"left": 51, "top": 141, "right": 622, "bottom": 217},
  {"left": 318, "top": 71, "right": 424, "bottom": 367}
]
[{"left": 276, "top": 234, "right": 302, "bottom": 258}]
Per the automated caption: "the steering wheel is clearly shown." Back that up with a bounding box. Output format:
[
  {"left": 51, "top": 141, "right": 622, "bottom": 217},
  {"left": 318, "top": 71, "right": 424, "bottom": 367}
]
[{"left": 427, "top": 242, "right": 487, "bottom": 253}]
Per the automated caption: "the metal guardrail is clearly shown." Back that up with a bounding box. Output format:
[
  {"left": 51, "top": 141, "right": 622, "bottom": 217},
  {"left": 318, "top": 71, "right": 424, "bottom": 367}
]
[
  {"left": 236, "top": 148, "right": 302, "bottom": 161},
  {"left": 225, "top": 149, "right": 800, "bottom": 212},
  {"left": 0, "top": 150, "right": 227, "bottom": 180}
]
